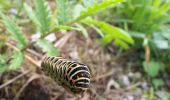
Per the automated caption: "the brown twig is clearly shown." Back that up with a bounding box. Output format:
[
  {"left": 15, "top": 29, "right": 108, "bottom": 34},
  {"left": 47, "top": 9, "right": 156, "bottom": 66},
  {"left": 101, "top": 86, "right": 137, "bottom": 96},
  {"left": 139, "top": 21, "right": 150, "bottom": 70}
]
[
  {"left": 144, "top": 44, "right": 150, "bottom": 64},
  {"left": 125, "top": 82, "right": 141, "bottom": 90},
  {"left": 26, "top": 48, "right": 43, "bottom": 59},
  {"left": 0, "top": 70, "right": 30, "bottom": 89}
]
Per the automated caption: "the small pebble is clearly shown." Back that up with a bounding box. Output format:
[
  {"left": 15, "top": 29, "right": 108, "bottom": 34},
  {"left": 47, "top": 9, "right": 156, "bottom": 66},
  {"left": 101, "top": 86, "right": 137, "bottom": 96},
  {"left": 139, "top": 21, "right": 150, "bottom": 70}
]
[
  {"left": 123, "top": 95, "right": 134, "bottom": 100},
  {"left": 140, "top": 82, "right": 148, "bottom": 90},
  {"left": 106, "top": 79, "right": 120, "bottom": 92},
  {"left": 121, "top": 75, "right": 130, "bottom": 86}
]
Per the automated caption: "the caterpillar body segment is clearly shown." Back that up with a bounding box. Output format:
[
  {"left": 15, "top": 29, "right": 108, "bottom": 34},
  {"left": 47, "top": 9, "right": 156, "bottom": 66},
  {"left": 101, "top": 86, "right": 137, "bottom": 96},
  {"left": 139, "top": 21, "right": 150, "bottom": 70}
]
[{"left": 41, "top": 56, "right": 91, "bottom": 94}]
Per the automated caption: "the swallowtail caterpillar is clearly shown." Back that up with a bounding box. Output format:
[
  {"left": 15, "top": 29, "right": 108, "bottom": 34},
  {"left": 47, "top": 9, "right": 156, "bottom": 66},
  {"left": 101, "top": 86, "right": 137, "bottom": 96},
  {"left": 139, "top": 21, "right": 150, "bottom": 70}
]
[{"left": 41, "top": 56, "right": 91, "bottom": 94}]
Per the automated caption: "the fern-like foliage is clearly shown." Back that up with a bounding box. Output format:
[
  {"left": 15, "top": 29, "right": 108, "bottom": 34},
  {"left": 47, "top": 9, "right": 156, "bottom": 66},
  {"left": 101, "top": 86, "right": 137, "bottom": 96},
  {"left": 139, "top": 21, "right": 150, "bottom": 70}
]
[
  {"left": 71, "top": 0, "right": 124, "bottom": 23},
  {"left": 35, "top": 0, "right": 52, "bottom": 36},
  {"left": 9, "top": 52, "right": 24, "bottom": 70},
  {"left": 24, "top": 3, "right": 39, "bottom": 26},
  {"left": 56, "top": 0, "right": 70, "bottom": 25},
  {"left": 0, "top": 12, "right": 28, "bottom": 49},
  {"left": 83, "top": 19, "right": 134, "bottom": 49},
  {"left": 36, "top": 39, "right": 59, "bottom": 56}
]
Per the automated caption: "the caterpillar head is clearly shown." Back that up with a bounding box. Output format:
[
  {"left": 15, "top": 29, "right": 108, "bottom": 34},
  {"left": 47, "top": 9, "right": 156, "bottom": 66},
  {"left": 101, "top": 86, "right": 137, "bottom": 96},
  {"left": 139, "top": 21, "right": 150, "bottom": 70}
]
[{"left": 66, "top": 63, "right": 91, "bottom": 94}]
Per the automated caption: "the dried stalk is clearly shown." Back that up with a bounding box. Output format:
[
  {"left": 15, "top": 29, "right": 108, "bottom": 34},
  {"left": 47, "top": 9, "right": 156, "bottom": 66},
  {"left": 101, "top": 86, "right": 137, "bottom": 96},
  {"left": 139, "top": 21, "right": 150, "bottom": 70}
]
[{"left": 0, "top": 70, "right": 30, "bottom": 89}]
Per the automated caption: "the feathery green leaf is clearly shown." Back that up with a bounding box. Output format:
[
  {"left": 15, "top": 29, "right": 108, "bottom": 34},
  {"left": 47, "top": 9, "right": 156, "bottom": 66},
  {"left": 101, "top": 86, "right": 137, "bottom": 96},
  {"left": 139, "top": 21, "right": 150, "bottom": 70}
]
[
  {"left": 24, "top": 3, "right": 39, "bottom": 26},
  {"left": 9, "top": 52, "right": 24, "bottom": 70},
  {"left": 0, "top": 12, "right": 28, "bottom": 49},
  {"left": 71, "top": 0, "right": 124, "bottom": 23},
  {"left": 37, "top": 39, "right": 59, "bottom": 56},
  {"left": 83, "top": 19, "right": 134, "bottom": 49},
  {"left": 56, "top": 0, "right": 70, "bottom": 25},
  {"left": 35, "top": 0, "right": 51, "bottom": 36}
]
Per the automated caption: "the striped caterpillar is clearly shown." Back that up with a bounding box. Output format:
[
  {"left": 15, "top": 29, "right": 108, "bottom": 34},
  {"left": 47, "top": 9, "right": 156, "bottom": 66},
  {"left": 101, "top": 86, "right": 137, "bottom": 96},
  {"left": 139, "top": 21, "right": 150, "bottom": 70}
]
[{"left": 41, "top": 56, "right": 91, "bottom": 94}]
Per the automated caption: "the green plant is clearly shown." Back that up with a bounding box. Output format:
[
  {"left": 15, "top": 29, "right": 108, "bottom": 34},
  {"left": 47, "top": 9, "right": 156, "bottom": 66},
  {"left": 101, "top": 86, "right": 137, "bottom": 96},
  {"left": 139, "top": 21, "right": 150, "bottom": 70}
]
[
  {"left": 82, "top": 19, "right": 134, "bottom": 49},
  {"left": 106, "top": 0, "right": 170, "bottom": 33},
  {"left": 0, "top": 0, "right": 130, "bottom": 73},
  {"left": 143, "top": 61, "right": 164, "bottom": 78},
  {"left": 0, "top": 0, "right": 58, "bottom": 72},
  {"left": 102, "top": 0, "right": 170, "bottom": 77},
  {"left": 71, "top": 0, "right": 134, "bottom": 49},
  {"left": 104, "top": 0, "right": 170, "bottom": 55}
]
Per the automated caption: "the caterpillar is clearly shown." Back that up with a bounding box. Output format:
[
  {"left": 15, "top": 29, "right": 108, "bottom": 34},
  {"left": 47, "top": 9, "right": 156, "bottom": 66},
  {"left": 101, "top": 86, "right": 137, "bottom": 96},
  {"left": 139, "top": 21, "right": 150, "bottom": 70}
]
[{"left": 41, "top": 56, "right": 91, "bottom": 94}]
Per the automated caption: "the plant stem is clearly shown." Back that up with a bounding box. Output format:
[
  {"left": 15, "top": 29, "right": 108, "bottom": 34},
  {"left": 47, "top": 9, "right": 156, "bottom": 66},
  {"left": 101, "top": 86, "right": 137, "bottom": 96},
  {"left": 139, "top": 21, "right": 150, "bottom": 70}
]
[{"left": 6, "top": 42, "right": 40, "bottom": 68}]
